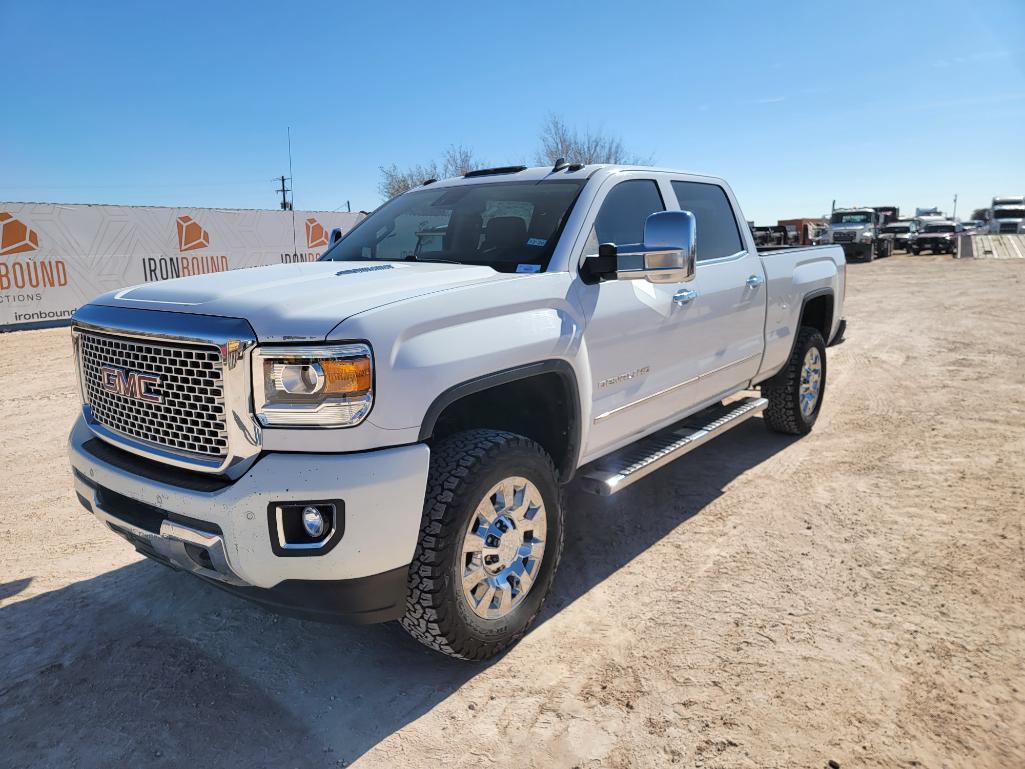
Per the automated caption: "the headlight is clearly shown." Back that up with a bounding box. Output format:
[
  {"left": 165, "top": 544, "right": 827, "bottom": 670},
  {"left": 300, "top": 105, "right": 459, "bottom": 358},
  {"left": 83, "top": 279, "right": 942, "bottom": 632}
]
[
  {"left": 254, "top": 344, "right": 373, "bottom": 427},
  {"left": 860, "top": 230, "right": 874, "bottom": 240}
]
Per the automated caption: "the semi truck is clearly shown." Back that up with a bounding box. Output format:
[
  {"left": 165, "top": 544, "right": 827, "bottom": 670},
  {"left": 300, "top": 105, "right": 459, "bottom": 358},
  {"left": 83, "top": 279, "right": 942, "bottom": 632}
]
[
  {"left": 828, "top": 207, "right": 893, "bottom": 261},
  {"left": 989, "top": 195, "right": 1025, "bottom": 234}
]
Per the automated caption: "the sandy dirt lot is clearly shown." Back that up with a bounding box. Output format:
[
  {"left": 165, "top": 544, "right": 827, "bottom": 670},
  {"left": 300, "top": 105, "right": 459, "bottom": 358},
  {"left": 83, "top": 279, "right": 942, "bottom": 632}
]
[{"left": 1, "top": 254, "right": 1023, "bottom": 768}]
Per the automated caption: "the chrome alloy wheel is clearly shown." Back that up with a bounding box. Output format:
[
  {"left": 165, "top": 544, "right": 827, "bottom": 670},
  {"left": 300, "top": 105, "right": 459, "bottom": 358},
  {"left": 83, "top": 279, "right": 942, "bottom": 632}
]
[
  {"left": 460, "top": 476, "right": 547, "bottom": 620},
  {"left": 799, "top": 347, "right": 823, "bottom": 417}
]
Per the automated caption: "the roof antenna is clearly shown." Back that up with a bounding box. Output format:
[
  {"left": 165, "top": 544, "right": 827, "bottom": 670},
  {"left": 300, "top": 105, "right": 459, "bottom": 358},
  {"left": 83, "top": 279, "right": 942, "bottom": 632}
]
[
  {"left": 552, "top": 157, "right": 568, "bottom": 172},
  {"left": 288, "top": 127, "right": 297, "bottom": 260}
]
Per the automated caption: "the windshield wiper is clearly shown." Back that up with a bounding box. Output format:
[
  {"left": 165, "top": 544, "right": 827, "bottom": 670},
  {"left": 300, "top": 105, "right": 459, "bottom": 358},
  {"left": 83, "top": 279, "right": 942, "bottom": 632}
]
[{"left": 408, "top": 256, "right": 464, "bottom": 265}]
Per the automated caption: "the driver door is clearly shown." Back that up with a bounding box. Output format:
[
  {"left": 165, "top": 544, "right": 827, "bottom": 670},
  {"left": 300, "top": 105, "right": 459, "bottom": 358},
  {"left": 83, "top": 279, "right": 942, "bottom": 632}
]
[{"left": 573, "top": 174, "right": 706, "bottom": 459}]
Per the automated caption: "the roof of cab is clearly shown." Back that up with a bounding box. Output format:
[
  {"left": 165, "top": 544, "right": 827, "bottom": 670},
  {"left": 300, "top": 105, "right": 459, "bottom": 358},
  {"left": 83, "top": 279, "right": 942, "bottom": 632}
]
[{"left": 415, "top": 164, "right": 723, "bottom": 190}]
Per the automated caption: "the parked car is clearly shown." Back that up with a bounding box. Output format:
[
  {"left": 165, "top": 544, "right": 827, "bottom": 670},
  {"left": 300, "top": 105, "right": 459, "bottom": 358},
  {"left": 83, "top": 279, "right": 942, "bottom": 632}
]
[
  {"left": 879, "top": 219, "right": 915, "bottom": 252},
  {"left": 910, "top": 221, "right": 962, "bottom": 254},
  {"left": 67, "top": 163, "right": 847, "bottom": 660},
  {"left": 828, "top": 207, "right": 893, "bottom": 261}
]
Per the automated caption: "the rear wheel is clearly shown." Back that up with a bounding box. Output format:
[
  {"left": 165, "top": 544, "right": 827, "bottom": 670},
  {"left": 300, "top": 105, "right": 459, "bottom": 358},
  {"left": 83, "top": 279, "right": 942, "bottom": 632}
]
[
  {"left": 400, "top": 429, "right": 564, "bottom": 660},
  {"left": 762, "top": 327, "right": 827, "bottom": 435}
]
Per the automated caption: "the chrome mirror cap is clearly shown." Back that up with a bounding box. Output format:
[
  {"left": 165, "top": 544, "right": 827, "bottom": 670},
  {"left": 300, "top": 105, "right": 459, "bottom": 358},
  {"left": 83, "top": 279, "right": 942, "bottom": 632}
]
[{"left": 616, "top": 210, "right": 697, "bottom": 284}]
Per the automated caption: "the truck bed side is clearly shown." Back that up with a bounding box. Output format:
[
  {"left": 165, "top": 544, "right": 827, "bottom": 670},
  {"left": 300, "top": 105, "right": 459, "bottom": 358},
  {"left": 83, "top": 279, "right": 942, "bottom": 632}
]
[{"left": 756, "top": 244, "right": 845, "bottom": 381}]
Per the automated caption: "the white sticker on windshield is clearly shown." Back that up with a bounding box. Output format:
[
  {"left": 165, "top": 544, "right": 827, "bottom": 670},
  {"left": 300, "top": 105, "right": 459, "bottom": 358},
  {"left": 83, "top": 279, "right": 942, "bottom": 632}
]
[
  {"left": 527, "top": 237, "right": 547, "bottom": 247},
  {"left": 516, "top": 264, "right": 542, "bottom": 273}
]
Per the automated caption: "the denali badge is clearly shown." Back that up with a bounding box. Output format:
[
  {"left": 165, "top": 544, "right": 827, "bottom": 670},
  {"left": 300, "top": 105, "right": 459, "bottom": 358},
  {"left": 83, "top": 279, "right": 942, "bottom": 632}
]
[
  {"left": 98, "top": 366, "right": 162, "bottom": 404},
  {"left": 598, "top": 366, "right": 650, "bottom": 389}
]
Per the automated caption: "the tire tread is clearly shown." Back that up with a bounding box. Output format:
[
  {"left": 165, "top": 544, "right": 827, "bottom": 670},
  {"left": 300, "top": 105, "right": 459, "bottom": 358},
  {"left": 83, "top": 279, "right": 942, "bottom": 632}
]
[
  {"left": 399, "top": 429, "right": 563, "bottom": 660},
  {"left": 762, "top": 326, "right": 826, "bottom": 435}
]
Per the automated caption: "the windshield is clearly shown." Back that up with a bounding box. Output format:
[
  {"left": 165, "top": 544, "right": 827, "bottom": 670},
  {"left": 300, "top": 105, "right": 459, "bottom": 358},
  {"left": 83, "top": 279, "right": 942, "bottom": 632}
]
[
  {"left": 924, "top": 224, "right": 955, "bottom": 233},
  {"left": 993, "top": 208, "right": 1025, "bottom": 219},
  {"left": 319, "top": 180, "right": 585, "bottom": 272},
  {"left": 831, "top": 212, "right": 873, "bottom": 224},
  {"left": 883, "top": 225, "right": 910, "bottom": 233}
]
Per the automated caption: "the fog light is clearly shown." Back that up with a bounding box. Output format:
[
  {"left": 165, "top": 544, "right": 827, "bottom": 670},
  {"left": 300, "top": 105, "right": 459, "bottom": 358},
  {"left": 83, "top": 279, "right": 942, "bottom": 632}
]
[
  {"left": 269, "top": 500, "right": 343, "bottom": 556},
  {"left": 302, "top": 506, "right": 325, "bottom": 538}
]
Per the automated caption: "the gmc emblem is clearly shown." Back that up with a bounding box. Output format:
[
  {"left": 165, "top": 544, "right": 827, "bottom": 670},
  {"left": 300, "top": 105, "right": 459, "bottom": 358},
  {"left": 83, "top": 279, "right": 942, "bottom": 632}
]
[{"left": 98, "top": 366, "right": 162, "bottom": 404}]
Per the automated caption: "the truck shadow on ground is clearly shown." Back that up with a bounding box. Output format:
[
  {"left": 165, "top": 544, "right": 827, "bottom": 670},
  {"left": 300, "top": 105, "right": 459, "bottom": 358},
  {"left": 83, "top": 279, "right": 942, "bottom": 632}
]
[{"left": 0, "top": 419, "right": 795, "bottom": 769}]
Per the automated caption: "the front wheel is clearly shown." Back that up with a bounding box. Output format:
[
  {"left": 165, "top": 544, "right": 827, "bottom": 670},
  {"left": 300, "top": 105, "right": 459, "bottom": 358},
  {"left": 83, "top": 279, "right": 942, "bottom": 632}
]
[
  {"left": 401, "top": 430, "right": 564, "bottom": 660},
  {"left": 761, "top": 326, "right": 827, "bottom": 435}
]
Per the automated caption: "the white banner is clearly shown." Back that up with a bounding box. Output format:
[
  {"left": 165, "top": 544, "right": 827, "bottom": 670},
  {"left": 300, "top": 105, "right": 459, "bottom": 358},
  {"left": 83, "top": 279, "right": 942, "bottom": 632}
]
[{"left": 0, "top": 203, "right": 365, "bottom": 330}]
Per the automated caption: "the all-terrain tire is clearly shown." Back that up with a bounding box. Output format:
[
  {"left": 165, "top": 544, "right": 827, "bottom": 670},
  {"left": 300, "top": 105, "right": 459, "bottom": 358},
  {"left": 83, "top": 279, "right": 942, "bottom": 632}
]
[
  {"left": 400, "top": 429, "right": 564, "bottom": 660},
  {"left": 761, "top": 326, "right": 827, "bottom": 436}
]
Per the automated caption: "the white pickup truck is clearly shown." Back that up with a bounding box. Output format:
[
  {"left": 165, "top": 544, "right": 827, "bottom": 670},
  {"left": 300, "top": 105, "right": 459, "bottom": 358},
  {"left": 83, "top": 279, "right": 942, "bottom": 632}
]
[{"left": 68, "top": 164, "right": 846, "bottom": 660}]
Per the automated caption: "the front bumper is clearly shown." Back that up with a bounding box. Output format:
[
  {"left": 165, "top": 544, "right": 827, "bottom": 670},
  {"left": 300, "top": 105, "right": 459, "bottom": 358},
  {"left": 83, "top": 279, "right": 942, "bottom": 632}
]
[
  {"left": 838, "top": 242, "right": 873, "bottom": 260},
  {"left": 913, "top": 238, "right": 954, "bottom": 251},
  {"left": 68, "top": 415, "right": 430, "bottom": 623}
]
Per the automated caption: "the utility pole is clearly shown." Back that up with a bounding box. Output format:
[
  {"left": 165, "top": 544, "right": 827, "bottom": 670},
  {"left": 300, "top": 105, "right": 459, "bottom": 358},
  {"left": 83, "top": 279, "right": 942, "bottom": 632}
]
[
  {"left": 276, "top": 175, "right": 292, "bottom": 211},
  {"left": 952, "top": 193, "right": 958, "bottom": 221}
]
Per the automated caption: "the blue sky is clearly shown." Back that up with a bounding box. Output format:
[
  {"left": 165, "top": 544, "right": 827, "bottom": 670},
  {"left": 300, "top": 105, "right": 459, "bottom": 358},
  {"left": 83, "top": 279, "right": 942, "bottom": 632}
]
[{"left": 3, "top": 0, "right": 1024, "bottom": 223}]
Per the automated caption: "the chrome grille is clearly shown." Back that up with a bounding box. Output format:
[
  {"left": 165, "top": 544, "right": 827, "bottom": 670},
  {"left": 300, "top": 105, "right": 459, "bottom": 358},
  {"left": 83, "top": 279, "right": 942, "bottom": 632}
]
[
  {"left": 79, "top": 331, "right": 228, "bottom": 458},
  {"left": 832, "top": 231, "right": 856, "bottom": 243}
]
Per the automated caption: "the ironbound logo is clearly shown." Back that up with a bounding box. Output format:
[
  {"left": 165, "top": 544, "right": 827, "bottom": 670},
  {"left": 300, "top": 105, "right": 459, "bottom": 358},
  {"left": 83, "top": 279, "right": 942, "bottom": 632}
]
[
  {"left": 281, "top": 216, "right": 331, "bottom": 263},
  {"left": 99, "top": 366, "right": 163, "bottom": 404},
  {"left": 176, "top": 215, "right": 210, "bottom": 252},
  {"left": 142, "top": 215, "right": 228, "bottom": 281},
  {"left": 1, "top": 212, "right": 40, "bottom": 255},
  {"left": 306, "top": 217, "right": 329, "bottom": 248},
  {"left": 0, "top": 211, "right": 69, "bottom": 295}
]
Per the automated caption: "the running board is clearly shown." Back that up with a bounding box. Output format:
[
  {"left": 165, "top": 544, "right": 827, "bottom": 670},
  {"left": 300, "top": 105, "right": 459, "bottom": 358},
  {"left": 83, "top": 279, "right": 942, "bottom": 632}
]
[{"left": 578, "top": 397, "right": 768, "bottom": 496}]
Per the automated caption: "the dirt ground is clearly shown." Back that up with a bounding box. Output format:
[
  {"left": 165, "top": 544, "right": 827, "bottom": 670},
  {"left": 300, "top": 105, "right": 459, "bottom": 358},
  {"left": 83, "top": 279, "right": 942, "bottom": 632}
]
[{"left": 1, "top": 253, "right": 1024, "bottom": 769}]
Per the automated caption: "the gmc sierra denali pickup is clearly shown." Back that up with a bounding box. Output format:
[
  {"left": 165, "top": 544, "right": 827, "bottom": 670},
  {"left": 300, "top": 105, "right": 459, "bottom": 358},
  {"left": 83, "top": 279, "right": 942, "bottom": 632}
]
[{"left": 68, "top": 164, "right": 847, "bottom": 660}]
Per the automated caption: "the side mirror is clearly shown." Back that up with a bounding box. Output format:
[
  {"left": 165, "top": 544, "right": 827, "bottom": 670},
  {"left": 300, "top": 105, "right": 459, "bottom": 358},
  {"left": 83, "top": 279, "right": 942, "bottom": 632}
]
[
  {"left": 330, "top": 227, "right": 344, "bottom": 245},
  {"left": 581, "top": 210, "right": 697, "bottom": 285}
]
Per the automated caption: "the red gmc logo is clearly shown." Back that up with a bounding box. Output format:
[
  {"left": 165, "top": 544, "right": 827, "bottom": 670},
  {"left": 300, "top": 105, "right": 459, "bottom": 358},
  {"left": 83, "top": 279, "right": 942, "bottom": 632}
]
[{"left": 98, "top": 366, "right": 162, "bottom": 404}]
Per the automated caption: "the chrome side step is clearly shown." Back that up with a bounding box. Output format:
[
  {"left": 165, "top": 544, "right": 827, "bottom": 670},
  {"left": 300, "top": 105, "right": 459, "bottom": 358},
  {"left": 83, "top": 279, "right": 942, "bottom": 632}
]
[{"left": 578, "top": 396, "right": 768, "bottom": 496}]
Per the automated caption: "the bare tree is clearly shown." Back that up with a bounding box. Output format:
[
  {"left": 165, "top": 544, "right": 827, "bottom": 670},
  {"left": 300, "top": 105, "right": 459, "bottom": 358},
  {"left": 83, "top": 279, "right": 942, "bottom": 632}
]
[
  {"left": 378, "top": 145, "right": 480, "bottom": 199},
  {"left": 535, "top": 113, "right": 650, "bottom": 166},
  {"left": 440, "top": 145, "right": 477, "bottom": 177}
]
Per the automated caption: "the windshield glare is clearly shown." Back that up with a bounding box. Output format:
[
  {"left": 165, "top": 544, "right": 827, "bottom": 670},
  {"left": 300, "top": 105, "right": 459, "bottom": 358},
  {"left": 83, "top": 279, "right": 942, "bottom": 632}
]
[
  {"left": 319, "top": 180, "right": 585, "bottom": 272},
  {"left": 831, "top": 212, "right": 872, "bottom": 224}
]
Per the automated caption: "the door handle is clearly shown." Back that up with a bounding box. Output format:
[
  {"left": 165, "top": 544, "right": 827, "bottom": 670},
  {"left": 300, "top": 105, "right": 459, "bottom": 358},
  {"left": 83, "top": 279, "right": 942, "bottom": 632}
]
[
  {"left": 746, "top": 274, "right": 764, "bottom": 288},
  {"left": 673, "top": 288, "right": 698, "bottom": 306}
]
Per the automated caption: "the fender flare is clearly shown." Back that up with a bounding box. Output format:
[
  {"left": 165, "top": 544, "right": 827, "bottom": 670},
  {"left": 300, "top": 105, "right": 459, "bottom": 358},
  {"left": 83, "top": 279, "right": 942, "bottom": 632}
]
[
  {"left": 796, "top": 287, "right": 835, "bottom": 344},
  {"left": 418, "top": 359, "right": 582, "bottom": 482}
]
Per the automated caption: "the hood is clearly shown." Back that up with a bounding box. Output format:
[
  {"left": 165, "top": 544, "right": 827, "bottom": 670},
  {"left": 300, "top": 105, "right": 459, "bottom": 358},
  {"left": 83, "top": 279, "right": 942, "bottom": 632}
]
[
  {"left": 830, "top": 223, "right": 871, "bottom": 232},
  {"left": 91, "top": 261, "right": 514, "bottom": 341}
]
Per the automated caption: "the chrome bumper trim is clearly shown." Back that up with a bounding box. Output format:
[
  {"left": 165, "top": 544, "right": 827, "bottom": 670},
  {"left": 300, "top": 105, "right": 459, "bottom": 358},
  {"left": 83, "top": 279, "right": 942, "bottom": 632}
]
[{"left": 74, "top": 471, "right": 249, "bottom": 587}]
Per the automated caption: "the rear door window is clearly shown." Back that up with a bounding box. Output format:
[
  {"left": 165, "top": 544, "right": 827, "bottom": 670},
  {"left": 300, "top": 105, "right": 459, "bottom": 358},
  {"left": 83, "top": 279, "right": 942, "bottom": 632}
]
[{"left": 671, "top": 181, "right": 744, "bottom": 261}]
